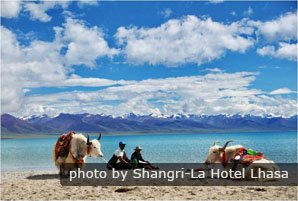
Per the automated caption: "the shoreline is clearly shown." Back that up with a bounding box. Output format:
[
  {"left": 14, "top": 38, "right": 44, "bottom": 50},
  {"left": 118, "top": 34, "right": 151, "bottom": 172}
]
[
  {"left": 1, "top": 170, "right": 297, "bottom": 200},
  {"left": 1, "top": 130, "right": 296, "bottom": 140}
]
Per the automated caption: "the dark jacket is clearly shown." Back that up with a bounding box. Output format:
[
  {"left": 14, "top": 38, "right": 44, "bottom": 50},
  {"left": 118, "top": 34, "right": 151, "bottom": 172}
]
[
  {"left": 107, "top": 150, "right": 131, "bottom": 170},
  {"left": 131, "top": 152, "right": 146, "bottom": 163}
]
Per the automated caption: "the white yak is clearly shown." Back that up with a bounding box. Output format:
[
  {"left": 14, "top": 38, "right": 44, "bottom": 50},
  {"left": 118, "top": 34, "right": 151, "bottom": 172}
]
[
  {"left": 204, "top": 140, "right": 279, "bottom": 180},
  {"left": 53, "top": 132, "right": 103, "bottom": 175}
]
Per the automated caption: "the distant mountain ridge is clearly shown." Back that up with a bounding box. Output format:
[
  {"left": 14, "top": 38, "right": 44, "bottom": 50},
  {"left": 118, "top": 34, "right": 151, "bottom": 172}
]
[{"left": 1, "top": 113, "right": 297, "bottom": 135}]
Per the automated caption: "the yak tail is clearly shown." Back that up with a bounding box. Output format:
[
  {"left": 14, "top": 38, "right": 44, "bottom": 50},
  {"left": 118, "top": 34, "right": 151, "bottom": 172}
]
[{"left": 53, "top": 146, "right": 60, "bottom": 168}]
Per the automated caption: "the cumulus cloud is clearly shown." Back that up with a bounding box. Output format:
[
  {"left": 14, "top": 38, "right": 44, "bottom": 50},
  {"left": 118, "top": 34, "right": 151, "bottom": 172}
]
[
  {"left": 25, "top": 2, "right": 54, "bottom": 22},
  {"left": 1, "top": 25, "right": 66, "bottom": 113},
  {"left": 1, "top": 18, "right": 118, "bottom": 113},
  {"left": 2, "top": 9, "right": 297, "bottom": 117},
  {"left": 253, "top": 12, "right": 297, "bottom": 41},
  {"left": 1, "top": 0, "right": 22, "bottom": 18},
  {"left": 63, "top": 18, "right": 119, "bottom": 67},
  {"left": 257, "top": 43, "right": 297, "bottom": 61},
  {"left": 2, "top": 1, "right": 97, "bottom": 22},
  {"left": 15, "top": 72, "right": 297, "bottom": 118},
  {"left": 257, "top": 45, "right": 275, "bottom": 56},
  {"left": 23, "top": 1, "right": 70, "bottom": 22},
  {"left": 115, "top": 15, "right": 254, "bottom": 66},
  {"left": 248, "top": 11, "right": 297, "bottom": 61}
]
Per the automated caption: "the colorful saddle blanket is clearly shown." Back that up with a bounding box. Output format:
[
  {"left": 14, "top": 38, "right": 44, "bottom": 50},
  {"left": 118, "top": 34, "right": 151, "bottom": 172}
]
[
  {"left": 233, "top": 147, "right": 265, "bottom": 165},
  {"left": 54, "top": 131, "right": 75, "bottom": 160}
]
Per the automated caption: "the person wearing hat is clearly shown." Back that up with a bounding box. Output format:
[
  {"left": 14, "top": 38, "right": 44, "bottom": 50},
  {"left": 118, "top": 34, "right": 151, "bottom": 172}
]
[
  {"left": 107, "top": 141, "right": 131, "bottom": 170},
  {"left": 131, "top": 145, "right": 158, "bottom": 169}
]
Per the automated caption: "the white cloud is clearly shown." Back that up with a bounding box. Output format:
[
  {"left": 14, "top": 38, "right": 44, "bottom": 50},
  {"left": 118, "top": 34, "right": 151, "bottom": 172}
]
[
  {"left": 24, "top": 1, "right": 69, "bottom": 22},
  {"left": 2, "top": 10, "right": 297, "bottom": 117},
  {"left": 116, "top": 15, "right": 254, "bottom": 66},
  {"left": 62, "top": 77, "right": 116, "bottom": 87},
  {"left": 205, "top": 68, "right": 223, "bottom": 73},
  {"left": 24, "top": 2, "right": 52, "bottom": 22},
  {"left": 15, "top": 72, "right": 297, "bottom": 118},
  {"left": 1, "top": 25, "right": 67, "bottom": 113},
  {"left": 63, "top": 18, "right": 119, "bottom": 67},
  {"left": 274, "top": 43, "right": 297, "bottom": 61},
  {"left": 250, "top": 11, "right": 297, "bottom": 61},
  {"left": 2, "top": 21, "right": 295, "bottom": 117},
  {"left": 257, "top": 45, "right": 275, "bottom": 56},
  {"left": 1, "top": 18, "right": 119, "bottom": 113},
  {"left": 257, "top": 43, "right": 297, "bottom": 61},
  {"left": 1, "top": 0, "right": 22, "bottom": 18},
  {"left": 253, "top": 12, "right": 297, "bottom": 41},
  {"left": 2, "top": 1, "right": 98, "bottom": 22},
  {"left": 160, "top": 8, "right": 173, "bottom": 18},
  {"left": 59, "top": 76, "right": 134, "bottom": 87},
  {"left": 270, "top": 88, "right": 294, "bottom": 95}
]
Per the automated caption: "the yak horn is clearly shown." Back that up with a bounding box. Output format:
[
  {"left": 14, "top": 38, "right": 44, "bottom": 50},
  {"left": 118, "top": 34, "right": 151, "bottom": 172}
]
[
  {"left": 212, "top": 141, "right": 219, "bottom": 146},
  {"left": 97, "top": 133, "right": 102, "bottom": 141},
  {"left": 219, "top": 140, "right": 233, "bottom": 152},
  {"left": 87, "top": 135, "right": 91, "bottom": 145}
]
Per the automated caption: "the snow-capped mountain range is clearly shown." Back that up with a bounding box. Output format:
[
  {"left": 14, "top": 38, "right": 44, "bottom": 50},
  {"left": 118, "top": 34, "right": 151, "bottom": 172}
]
[{"left": 1, "top": 113, "right": 297, "bottom": 135}]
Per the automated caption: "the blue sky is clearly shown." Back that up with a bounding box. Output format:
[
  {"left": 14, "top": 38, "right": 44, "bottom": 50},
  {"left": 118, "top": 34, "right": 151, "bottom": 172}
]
[{"left": 1, "top": 1, "right": 297, "bottom": 117}]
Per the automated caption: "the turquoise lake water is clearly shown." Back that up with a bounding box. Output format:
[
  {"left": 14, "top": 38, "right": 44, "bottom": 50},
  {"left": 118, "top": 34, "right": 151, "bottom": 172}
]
[{"left": 1, "top": 132, "right": 297, "bottom": 171}]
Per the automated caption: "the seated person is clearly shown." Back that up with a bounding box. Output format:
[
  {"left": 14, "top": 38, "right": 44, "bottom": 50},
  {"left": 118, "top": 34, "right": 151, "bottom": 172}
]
[
  {"left": 131, "top": 145, "right": 158, "bottom": 169},
  {"left": 107, "top": 141, "right": 132, "bottom": 170}
]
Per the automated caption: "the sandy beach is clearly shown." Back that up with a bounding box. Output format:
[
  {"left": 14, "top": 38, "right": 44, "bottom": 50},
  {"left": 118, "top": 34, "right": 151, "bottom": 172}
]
[{"left": 1, "top": 170, "right": 297, "bottom": 200}]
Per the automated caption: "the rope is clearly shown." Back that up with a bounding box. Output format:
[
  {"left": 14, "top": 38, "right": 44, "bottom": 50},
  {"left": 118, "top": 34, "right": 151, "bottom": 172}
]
[{"left": 102, "top": 157, "right": 113, "bottom": 169}]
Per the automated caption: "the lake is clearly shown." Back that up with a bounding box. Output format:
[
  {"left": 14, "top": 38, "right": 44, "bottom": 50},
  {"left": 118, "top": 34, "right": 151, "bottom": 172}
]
[{"left": 1, "top": 131, "right": 297, "bottom": 172}]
